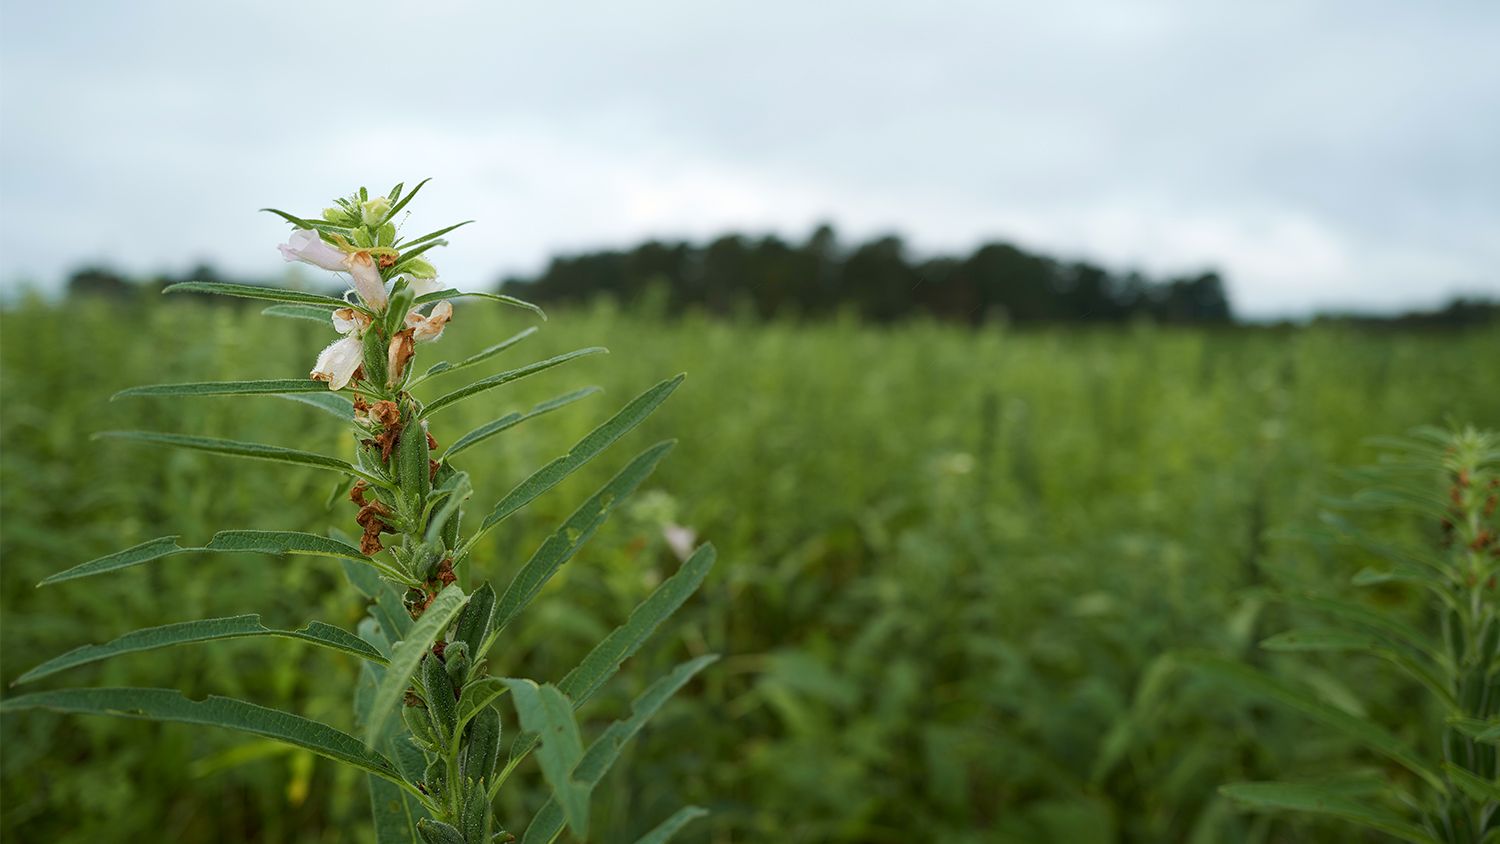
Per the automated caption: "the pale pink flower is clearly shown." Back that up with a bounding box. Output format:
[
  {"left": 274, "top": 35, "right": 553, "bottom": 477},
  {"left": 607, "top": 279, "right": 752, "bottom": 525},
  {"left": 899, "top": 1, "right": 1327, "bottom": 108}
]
[
  {"left": 343, "top": 251, "right": 388, "bottom": 310},
  {"left": 310, "top": 336, "right": 363, "bottom": 390},
  {"left": 278, "top": 229, "right": 347, "bottom": 271}
]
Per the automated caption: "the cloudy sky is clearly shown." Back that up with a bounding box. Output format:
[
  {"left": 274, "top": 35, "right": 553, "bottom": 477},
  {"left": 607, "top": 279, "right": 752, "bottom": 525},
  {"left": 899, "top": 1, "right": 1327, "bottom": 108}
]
[{"left": 2, "top": 1, "right": 1497, "bottom": 318}]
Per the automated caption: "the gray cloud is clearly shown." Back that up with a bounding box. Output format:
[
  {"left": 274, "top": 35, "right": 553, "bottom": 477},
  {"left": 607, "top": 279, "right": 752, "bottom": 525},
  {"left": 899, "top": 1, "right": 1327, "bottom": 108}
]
[{"left": 2, "top": 0, "right": 1496, "bottom": 317}]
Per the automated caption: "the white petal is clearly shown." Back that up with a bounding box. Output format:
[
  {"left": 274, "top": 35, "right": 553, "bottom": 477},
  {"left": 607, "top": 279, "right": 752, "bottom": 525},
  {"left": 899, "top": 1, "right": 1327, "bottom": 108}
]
[
  {"left": 408, "top": 275, "right": 444, "bottom": 299},
  {"left": 406, "top": 300, "right": 453, "bottom": 342},
  {"left": 310, "top": 335, "right": 364, "bottom": 390},
  {"left": 331, "top": 307, "right": 370, "bottom": 336},
  {"left": 279, "top": 229, "right": 348, "bottom": 272},
  {"left": 343, "top": 252, "right": 389, "bottom": 309}
]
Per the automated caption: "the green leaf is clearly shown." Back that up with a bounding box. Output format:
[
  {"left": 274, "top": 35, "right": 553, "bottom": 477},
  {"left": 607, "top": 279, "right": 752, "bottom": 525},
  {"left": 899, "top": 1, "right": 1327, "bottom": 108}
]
[
  {"left": 455, "top": 677, "right": 508, "bottom": 736},
  {"left": 634, "top": 807, "right": 709, "bottom": 844},
  {"left": 485, "top": 442, "right": 676, "bottom": 647},
  {"left": 1279, "top": 593, "right": 1446, "bottom": 665},
  {"left": 275, "top": 391, "right": 356, "bottom": 421},
  {"left": 381, "top": 177, "right": 429, "bottom": 223},
  {"left": 0, "top": 688, "right": 415, "bottom": 794},
  {"left": 96, "top": 431, "right": 374, "bottom": 482},
  {"left": 1444, "top": 762, "right": 1500, "bottom": 803},
  {"left": 260, "top": 208, "right": 356, "bottom": 238},
  {"left": 503, "top": 680, "right": 589, "bottom": 839},
  {"left": 1187, "top": 654, "right": 1443, "bottom": 791},
  {"left": 38, "top": 536, "right": 186, "bottom": 586},
  {"left": 1219, "top": 782, "right": 1438, "bottom": 844},
  {"left": 369, "top": 772, "right": 427, "bottom": 844},
  {"left": 164, "top": 281, "right": 350, "bottom": 308},
  {"left": 416, "top": 326, "right": 538, "bottom": 382},
  {"left": 560, "top": 543, "right": 715, "bottom": 706},
  {"left": 397, "top": 220, "right": 473, "bottom": 250},
  {"left": 112, "top": 379, "right": 331, "bottom": 399},
  {"left": 363, "top": 586, "right": 468, "bottom": 747},
  {"left": 444, "top": 387, "right": 600, "bottom": 461},
  {"left": 39, "top": 531, "right": 391, "bottom": 587},
  {"left": 263, "top": 303, "right": 339, "bottom": 323},
  {"left": 1260, "top": 629, "right": 1455, "bottom": 708},
  {"left": 466, "top": 376, "right": 683, "bottom": 547},
  {"left": 417, "top": 347, "right": 605, "bottom": 420},
  {"left": 1448, "top": 717, "right": 1500, "bottom": 745},
  {"left": 410, "top": 289, "right": 545, "bottom": 320},
  {"left": 13, "top": 614, "right": 385, "bottom": 684},
  {"left": 517, "top": 656, "right": 718, "bottom": 843}
]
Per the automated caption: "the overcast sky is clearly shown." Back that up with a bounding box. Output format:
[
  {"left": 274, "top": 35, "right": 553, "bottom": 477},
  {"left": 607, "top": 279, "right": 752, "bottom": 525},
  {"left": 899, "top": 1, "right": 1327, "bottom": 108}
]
[{"left": 2, "top": 1, "right": 1497, "bottom": 318}]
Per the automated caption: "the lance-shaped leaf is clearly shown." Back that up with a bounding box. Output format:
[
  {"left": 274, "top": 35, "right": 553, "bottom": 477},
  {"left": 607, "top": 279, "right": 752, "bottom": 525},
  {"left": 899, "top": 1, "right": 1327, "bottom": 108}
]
[
  {"left": 416, "top": 326, "right": 537, "bottom": 383},
  {"left": 465, "top": 376, "right": 684, "bottom": 549},
  {"left": 380, "top": 177, "right": 429, "bottom": 223},
  {"left": 517, "top": 656, "right": 719, "bottom": 843},
  {"left": 1445, "top": 761, "right": 1500, "bottom": 803},
  {"left": 363, "top": 586, "right": 468, "bottom": 747},
  {"left": 1260, "top": 629, "right": 1454, "bottom": 708},
  {"left": 444, "top": 387, "right": 601, "bottom": 461},
  {"left": 396, "top": 220, "right": 473, "bottom": 251},
  {"left": 1219, "top": 782, "right": 1438, "bottom": 844},
  {"left": 14, "top": 614, "right": 385, "bottom": 684},
  {"left": 411, "top": 289, "right": 545, "bottom": 320},
  {"left": 417, "top": 347, "right": 605, "bottom": 420},
  {"left": 263, "top": 303, "right": 338, "bottom": 323},
  {"left": 112, "top": 379, "right": 331, "bottom": 399},
  {"left": 164, "top": 281, "right": 350, "bottom": 309},
  {"left": 504, "top": 543, "right": 714, "bottom": 769},
  {"left": 1187, "top": 654, "right": 1443, "bottom": 791},
  {"left": 0, "top": 688, "right": 415, "bottom": 794},
  {"left": 273, "top": 391, "right": 355, "bottom": 421},
  {"left": 484, "top": 442, "right": 676, "bottom": 649},
  {"left": 503, "top": 680, "right": 589, "bottom": 839},
  {"left": 1448, "top": 717, "right": 1500, "bottom": 745},
  {"left": 634, "top": 807, "right": 709, "bottom": 844},
  {"left": 38, "top": 531, "right": 382, "bottom": 586},
  {"left": 560, "top": 543, "right": 715, "bottom": 706},
  {"left": 1278, "top": 593, "right": 1446, "bottom": 665},
  {"left": 95, "top": 431, "right": 382, "bottom": 485}
]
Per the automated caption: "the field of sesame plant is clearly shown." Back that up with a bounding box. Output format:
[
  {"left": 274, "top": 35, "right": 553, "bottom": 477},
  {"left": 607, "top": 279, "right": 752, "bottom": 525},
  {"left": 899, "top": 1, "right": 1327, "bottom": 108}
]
[{"left": 2, "top": 281, "right": 1498, "bottom": 842}]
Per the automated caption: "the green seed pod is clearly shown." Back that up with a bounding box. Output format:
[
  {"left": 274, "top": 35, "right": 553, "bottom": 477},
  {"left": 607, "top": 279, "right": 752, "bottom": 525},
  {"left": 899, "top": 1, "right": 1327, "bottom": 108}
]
[
  {"left": 361, "top": 328, "right": 388, "bottom": 390},
  {"left": 1445, "top": 607, "right": 1465, "bottom": 666},
  {"left": 396, "top": 418, "right": 432, "bottom": 502},
  {"left": 461, "top": 776, "right": 493, "bottom": 844},
  {"left": 384, "top": 285, "right": 416, "bottom": 340},
  {"left": 421, "top": 653, "right": 458, "bottom": 740},
  {"left": 463, "top": 704, "right": 502, "bottom": 782},
  {"left": 422, "top": 755, "right": 446, "bottom": 804},
  {"left": 444, "top": 641, "right": 470, "bottom": 686},
  {"left": 416, "top": 818, "right": 465, "bottom": 844},
  {"left": 409, "top": 540, "right": 443, "bottom": 581},
  {"left": 452, "top": 583, "right": 496, "bottom": 652},
  {"left": 402, "top": 702, "right": 440, "bottom": 750}
]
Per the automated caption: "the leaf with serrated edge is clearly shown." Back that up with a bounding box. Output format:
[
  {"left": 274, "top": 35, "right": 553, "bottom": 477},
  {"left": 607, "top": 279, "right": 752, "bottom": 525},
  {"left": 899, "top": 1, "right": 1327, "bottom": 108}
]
[
  {"left": 0, "top": 688, "right": 420, "bottom": 797},
  {"left": 362, "top": 586, "right": 467, "bottom": 747},
  {"left": 465, "top": 376, "right": 683, "bottom": 549},
  {"left": 484, "top": 442, "right": 675, "bottom": 650},
  {"left": 1220, "top": 782, "right": 1437, "bottom": 844},
  {"left": 14, "top": 615, "right": 385, "bottom": 684},
  {"left": 444, "top": 387, "right": 601, "bottom": 461},
  {"left": 417, "top": 347, "right": 604, "bottom": 420},
  {"left": 517, "top": 656, "right": 718, "bottom": 842},
  {"left": 503, "top": 680, "right": 589, "bottom": 839}
]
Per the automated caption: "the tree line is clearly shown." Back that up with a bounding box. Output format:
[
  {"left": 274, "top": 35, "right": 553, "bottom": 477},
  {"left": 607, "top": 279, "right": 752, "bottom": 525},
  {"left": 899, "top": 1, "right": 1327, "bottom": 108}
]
[{"left": 499, "top": 225, "right": 1234, "bottom": 324}]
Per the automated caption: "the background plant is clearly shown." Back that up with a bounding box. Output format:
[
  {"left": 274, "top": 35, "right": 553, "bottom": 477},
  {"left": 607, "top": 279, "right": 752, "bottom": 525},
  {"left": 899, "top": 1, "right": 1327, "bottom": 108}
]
[
  {"left": 3, "top": 296, "right": 1498, "bottom": 841},
  {"left": 0, "top": 183, "right": 717, "bottom": 844}
]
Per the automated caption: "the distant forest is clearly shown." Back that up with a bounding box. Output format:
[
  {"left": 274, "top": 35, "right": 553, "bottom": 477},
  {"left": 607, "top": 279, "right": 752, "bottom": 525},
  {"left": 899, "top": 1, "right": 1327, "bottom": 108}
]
[
  {"left": 55, "top": 226, "right": 1497, "bottom": 328},
  {"left": 501, "top": 226, "right": 1233, "bottom": 325}
]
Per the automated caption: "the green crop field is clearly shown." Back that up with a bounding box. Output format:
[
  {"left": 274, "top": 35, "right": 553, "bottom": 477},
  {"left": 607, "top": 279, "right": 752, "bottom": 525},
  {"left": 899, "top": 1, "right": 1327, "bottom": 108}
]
[{"left": 2, "top": 296, "right": 1497, "bottom": 842}]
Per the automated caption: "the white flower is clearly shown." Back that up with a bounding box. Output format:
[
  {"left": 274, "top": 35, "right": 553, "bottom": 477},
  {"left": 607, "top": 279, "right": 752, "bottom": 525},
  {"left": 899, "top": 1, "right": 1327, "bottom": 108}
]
[
  {"left": 278, "top": 229, "right": 347, "bottom": 272},
  {"left": 406, "top": 300, "right": 453, "bottom": 342},
  {"left": 309, "top": 307, "right": 371, "bottom": 391},
  {"left": 310, "top": 336, "right": 363, "bottom": 390},
  {"left": 662, "top": 523, "right": 697, "bottom": 561},
  {"left": 343, "top": 251, "right": 388, "bottom": 310}
]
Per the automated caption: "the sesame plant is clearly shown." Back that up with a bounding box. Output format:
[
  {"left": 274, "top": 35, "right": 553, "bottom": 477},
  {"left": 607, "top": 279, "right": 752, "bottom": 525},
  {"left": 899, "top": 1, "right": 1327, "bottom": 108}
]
[
  {"left": 1194, "top": 427, "right": 1500, "bottom": 843},
  {"left": 0, "top": 182, "right": 717, "bottom": 844}
]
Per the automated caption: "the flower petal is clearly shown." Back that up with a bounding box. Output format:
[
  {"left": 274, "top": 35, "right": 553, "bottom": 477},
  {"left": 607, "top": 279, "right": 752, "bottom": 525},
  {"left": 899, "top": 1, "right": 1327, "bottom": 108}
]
[
  {"left": 279, "top": 229, "right": 348, "bottom": 272},
  {"left": 310, "top": 335, "right": 364, "bottom": 391},
  {"left": 408, "top": 275, "right": 445, "bottom": 299},
  {"left": 406, "top": 300, "right": 453, "bottom": 342},
  {"left": 343, "top": 251, "right": 389, "bottom": 310},
  {"left": 331, "top": 307, "right": 371, "bottom": 336}
]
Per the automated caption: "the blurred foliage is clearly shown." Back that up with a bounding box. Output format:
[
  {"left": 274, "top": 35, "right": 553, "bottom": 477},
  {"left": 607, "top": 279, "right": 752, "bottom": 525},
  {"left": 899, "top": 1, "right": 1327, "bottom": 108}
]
[{"left": 2, "top": 295, "right": 1498, "bottom": 842}]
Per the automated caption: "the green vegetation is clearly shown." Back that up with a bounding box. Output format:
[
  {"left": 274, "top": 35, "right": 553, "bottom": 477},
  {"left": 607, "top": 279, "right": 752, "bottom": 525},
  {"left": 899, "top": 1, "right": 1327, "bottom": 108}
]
[{"left": 2, "top": 295, "right": 1497, "bottom": 842}]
